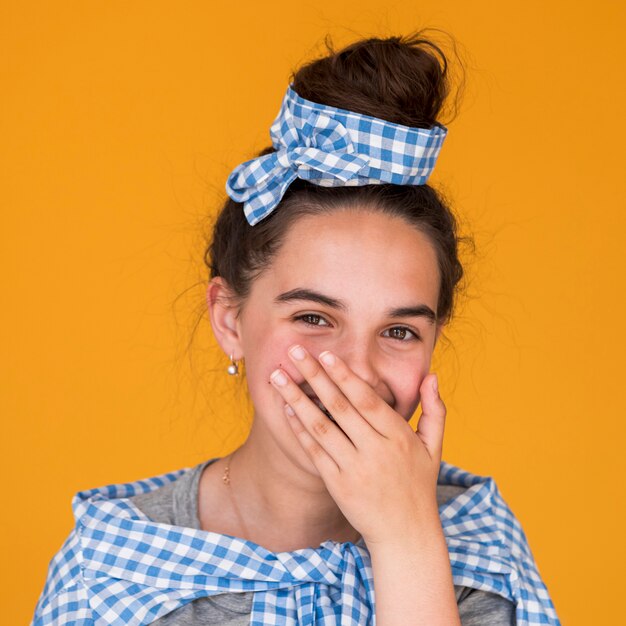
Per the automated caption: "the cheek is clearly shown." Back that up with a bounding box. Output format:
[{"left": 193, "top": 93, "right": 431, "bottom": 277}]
[{"left": 241, "top": 327, "right": 307, "bottom": 397}]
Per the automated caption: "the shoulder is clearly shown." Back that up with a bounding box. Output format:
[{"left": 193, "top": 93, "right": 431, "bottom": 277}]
[
  {"left": 438, "top": 462, "right": 518, "bottom": 624},
  {"left": 31, "top": 526, "right": 90, "bottom": 625},
  {"left": 128, "top": 458, "right": 215, "bottom": 527},
  {"left": 128, "top": 478, "right": 180, "bottom": 524},
  {"left": 31, "top": 460, "right": 213, "bottom": 624}
]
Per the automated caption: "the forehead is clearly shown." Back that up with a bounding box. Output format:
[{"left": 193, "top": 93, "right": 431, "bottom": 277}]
[{"left": 254, "top": 209, "right": 440, "bottom": 309}]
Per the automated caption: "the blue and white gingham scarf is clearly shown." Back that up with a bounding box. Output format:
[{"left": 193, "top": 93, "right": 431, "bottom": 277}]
[
  {"left": 225, "top": 84, "right": 448, "bottom": 226},
  {"left": 32, "top": 460, "right": 560, "bottom": 626}
]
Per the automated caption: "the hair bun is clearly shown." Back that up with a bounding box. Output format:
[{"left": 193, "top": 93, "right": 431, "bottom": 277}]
[{"left": 291, "top": 32, "right": 452, "bottom": 129}]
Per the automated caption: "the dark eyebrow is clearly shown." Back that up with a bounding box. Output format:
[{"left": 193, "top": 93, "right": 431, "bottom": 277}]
[
  {"left": 275, "top": 288, "right": 437, "bottom": 324},
  {"left": 274, "top": 288, "right": 346, "bottom": 311},
  {"left": 388, "top": 305, "right": 437, "bottom": 326}
]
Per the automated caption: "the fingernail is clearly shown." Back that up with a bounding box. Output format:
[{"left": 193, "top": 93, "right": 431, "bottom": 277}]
[
  {"left": 319, "top": 351, "right": 335, "bottom": 366},
  {"left": 289, "top": 345, "right": 306, "bottom": 361},
  {"left": 432, "top": 374, "right": 439, "bottom": 395},
  {"left": 285, "top": 404, "right": 295, "bottom": 416},
  {"left": 271, "top": 369, "right": 288, "bottom": 386}
]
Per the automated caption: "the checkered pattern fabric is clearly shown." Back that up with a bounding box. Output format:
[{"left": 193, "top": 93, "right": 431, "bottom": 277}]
[
  {"left": 225, "top": 85, "right": 448, "bottom": 226},
  {"left": 31, "top": 461, "right": 560, "bottom": 625}
]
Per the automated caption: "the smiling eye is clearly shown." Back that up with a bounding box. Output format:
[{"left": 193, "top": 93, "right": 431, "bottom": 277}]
[
  {"left": 382, "top": 326, "right": 420, "bottom": 341},
  {"left": 294, "top": 313, "right": 332, "bottom": 327}
]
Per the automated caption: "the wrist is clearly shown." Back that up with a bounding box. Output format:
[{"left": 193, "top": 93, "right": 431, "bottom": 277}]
[{"left": 364, "top": 506, "right": 444, "bottom": 550}]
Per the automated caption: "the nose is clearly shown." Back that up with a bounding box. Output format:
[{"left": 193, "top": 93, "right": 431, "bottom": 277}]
[{"left": 332, "top": 336, "right": 381, "bottom": 390}]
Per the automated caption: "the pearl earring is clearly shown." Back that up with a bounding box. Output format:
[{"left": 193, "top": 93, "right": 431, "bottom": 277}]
[{"left": 227, "top": 353, "right": 239, "bottom": 376}]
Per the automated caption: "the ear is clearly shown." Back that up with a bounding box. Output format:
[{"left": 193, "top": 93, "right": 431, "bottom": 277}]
[{"left": 206, "top": 277, "right": 243, "bottom": 360}]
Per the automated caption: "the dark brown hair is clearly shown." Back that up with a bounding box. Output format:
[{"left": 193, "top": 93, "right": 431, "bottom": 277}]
[{"left": 206, "top": 32, "right": 470, "bottom": 326}]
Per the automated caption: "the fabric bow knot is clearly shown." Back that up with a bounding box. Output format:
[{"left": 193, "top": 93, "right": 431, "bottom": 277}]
[
  {"left": 226, "top": 108, "right": 369, "bottom": 225},
  {"left": 275, "top": 109, "right": 370, "bottom": 181}
]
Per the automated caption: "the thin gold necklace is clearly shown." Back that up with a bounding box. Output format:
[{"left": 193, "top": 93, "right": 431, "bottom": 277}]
[{"left": 221, "top": 449, "right": 253, "bottom": 541}]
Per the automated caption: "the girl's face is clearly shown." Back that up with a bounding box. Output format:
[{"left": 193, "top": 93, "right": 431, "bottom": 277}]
[{"left": 231, "top": 209, "right": 444, "bottom": 445}]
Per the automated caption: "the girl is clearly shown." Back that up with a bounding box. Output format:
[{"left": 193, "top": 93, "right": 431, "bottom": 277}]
[{"left": 31, "top": 33, "right": 561, "bottom": 625}]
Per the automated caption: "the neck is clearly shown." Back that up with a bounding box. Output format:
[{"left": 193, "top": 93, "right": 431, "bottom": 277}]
[{"left": 208, "top": 419, "right": 361, "bottom": 552}]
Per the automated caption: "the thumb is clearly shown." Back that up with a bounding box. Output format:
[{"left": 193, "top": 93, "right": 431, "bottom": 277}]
[{"left": 416, "top": 373, "right": 447, "bottom": 462}]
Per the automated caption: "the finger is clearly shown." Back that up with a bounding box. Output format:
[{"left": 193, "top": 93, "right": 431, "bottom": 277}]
[
  {"left": 317, "top": 350, "right": 400, "bottom": 438},
  {"left": 415, "top": 373, "right": 447, "bottom": 462},
  {"left": 269, "top": 367, "right": 356, "bottom": 466},
  {"left": 287, "top": 344, "right": 372, "bottom": 447},
  {"left": 284, "top": 404, "right": 341, "bottom": 482}
]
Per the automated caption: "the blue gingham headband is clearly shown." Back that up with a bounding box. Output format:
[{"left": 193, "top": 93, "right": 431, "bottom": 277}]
[
  {"left": 32, "top": 460, "right": 560, "bottom": 625},
  {"left": 225, "top": 84, "right": 448, "bottom": 226}
]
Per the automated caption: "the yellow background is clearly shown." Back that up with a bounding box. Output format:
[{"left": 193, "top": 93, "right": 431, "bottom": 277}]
[{"left": 3, "top": 1, "right": 624, "bottom": 623}]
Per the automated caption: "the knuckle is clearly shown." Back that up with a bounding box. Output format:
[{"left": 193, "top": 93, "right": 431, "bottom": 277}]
[
  {"left": 397, "top": 433, "right": 412, "bottom": 454},
  {"left": 309, "top": 440, "right": 326, "bottom": 459},
  {"left": 311, "top": 418, "right": 332, "bottom": 438},
  {"left": 329, "top": 394, "right": 350, "bottom": 415},
  {"left": 395, "top": 421, "right": 413, "bottom": 442},
  {"left": 358, "top": 389, "right": 379, "bottom": 413}
]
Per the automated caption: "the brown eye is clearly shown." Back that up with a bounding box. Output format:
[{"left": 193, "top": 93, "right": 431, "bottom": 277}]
[
  {"left": 382, "top": 326, "right": 419, "bottom": 342},
  {"left": 295, "top": 314, "right": 331, "bottom": 327}
]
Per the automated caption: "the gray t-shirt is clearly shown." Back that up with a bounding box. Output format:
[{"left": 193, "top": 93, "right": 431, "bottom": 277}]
[{"left": 129, "top": 458, "right": 516, "bottom": 625}]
